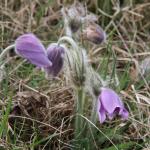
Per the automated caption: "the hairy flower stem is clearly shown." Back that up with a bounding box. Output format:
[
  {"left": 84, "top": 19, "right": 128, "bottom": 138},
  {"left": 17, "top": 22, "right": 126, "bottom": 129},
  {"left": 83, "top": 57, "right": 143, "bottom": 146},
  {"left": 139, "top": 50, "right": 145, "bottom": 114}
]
[
  {"left": 90, "top": 74, "right": 105, "bottom": 124},
  {"left": 88, "top": 74, "right": 106, "bottom": 148},
  {"left": 0, "top": 44, "right": 15, "bottom": 81},
  {"left": 0, "top": 44, "right": 15, "bottom": 62},
  {"left": 75, "top": 87, "right": 86, "bottom": 140},
  {"left": 58, "top": 36, "right": 78, "bottom": 51},
  {"left": 61, "top": 8, "right": 72, "bottom": 37},
  {"left": 91, "top": 97, "right": 97, "bottom": 123}
]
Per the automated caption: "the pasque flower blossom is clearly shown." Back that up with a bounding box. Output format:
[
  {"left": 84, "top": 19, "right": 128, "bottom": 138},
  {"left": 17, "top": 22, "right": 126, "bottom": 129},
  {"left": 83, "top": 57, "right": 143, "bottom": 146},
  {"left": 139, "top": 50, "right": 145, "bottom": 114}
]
[
  {"left": 97, "top": 88, "right": 129, "bottom": 123},
  {"left": 15, "top": 33, "right": 52, "bottom": 68},
  {"left": 45, "top": 44, "right": 65, "bottom": 76}
]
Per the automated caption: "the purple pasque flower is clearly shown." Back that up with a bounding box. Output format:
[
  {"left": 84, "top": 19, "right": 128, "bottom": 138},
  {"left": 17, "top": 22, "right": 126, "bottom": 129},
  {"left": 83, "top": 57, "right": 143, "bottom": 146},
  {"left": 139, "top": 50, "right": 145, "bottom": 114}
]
[
  {"left": 97, "top": 88, "right": 129, "bottom": 123},
  {"left": 44, "top": 44, "right": 65, "bottom": 76},
  {"left": 15, "top": 33, "right": 52, "bottom": 68}
]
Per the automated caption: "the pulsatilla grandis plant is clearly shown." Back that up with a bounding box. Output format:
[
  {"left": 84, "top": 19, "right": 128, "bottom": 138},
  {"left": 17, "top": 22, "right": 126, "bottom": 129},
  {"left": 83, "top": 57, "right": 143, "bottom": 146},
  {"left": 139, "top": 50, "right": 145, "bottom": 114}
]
[{"left": 1, "top": 1, "right": 129, "bottom": 148}]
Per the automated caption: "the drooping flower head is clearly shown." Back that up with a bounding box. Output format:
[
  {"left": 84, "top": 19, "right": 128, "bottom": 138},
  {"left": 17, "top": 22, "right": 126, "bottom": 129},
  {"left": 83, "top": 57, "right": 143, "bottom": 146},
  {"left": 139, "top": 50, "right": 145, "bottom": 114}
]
[
  {"left": 83, "top": 24, "right": 106, "bottom": 44},
  {"left": 97, "top": 88, "right": 129, "bottom": 123},
  {"left": 45, "top": 44, "right": 65, "bottom": 77},
  {"left": 15, "top": 33, "right": 52, "bottom": 67}
]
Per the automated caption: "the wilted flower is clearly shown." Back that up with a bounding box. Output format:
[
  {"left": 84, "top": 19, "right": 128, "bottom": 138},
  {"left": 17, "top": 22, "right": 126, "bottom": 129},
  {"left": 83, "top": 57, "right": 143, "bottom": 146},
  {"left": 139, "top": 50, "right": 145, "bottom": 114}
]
[
  {"left": 97, "top": 88, "right": 128, "bottom": 123},
  {"left": 83, "top": 24, "right": 106, "bottom": 44},
  {"left": 15, "top": 33, "right": 52, "bottom": 67},
  {"left": 45, "top": 44, "right": 65, "bottom": 76}
]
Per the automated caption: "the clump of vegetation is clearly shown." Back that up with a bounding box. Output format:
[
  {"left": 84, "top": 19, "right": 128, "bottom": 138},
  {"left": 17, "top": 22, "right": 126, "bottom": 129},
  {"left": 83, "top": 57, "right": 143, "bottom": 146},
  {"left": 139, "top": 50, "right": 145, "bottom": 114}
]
[{"left": 0, "top": 0, "right": 149, "bottom": 149}]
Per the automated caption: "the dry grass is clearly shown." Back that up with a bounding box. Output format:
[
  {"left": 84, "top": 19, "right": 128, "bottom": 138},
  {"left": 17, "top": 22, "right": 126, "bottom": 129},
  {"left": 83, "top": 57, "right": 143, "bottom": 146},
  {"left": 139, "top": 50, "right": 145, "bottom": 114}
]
[{"left": 0, "top": 0, "right": 150, "bottom": 149}]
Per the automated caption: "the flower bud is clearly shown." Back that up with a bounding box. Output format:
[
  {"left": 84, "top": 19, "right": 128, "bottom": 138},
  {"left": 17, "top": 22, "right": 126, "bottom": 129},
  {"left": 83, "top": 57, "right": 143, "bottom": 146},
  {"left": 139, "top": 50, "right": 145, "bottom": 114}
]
[
  {"left": 15, "top": 33, "right": 52, "bottom": 67},
  {"left": 69, "top": 19, "right": 81, "bottom": 33},
  {"left": 61, "top": 2, "right": 98, "bottom": 33},
  {"left": 67, "top": 2, "right": 86, "bottom": 21},
  {"left": 45, "top": 44, "right": 65, "bottom": 76},
  {"left": 83, "top": 24, "right": 106, "bottom": 44}
]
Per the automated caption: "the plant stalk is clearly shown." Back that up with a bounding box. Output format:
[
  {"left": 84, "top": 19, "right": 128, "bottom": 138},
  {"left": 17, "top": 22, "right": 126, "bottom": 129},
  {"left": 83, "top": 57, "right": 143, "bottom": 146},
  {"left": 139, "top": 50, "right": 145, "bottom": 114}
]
[
  {"left": 58, "top": 36, "right": 78, "bottom": 51},
  {"left": 75, "top": 86, "right": 85, "bottom": 139},
  {"left": 0, "top": 44, "right": 15, "bottom": 61}
]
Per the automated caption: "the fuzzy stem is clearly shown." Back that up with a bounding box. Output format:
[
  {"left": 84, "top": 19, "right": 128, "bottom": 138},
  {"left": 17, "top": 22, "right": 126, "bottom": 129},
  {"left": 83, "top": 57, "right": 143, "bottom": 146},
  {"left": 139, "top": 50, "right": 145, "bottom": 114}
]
[
  {"left": 0, "top": 44, "right": 15, "bottom": 82},
  {"left": 88, "top": 71, "right": 106, "bottom": 148},
  {"left": 0, "top": 44, "right": 15, "bottom": 61},
  {"left": 90, "top": 96, "right": 98, "bottom": 123},
  {"left": 75, "top": 87, "right": 85, "bottom": 139},
  {"left": 61, "top": 7, "right": 72, "bottom": 37},
  {"left": 58, "top": 36, "right": 78, "bottom": 51},
  {"left": 90, "top": 74, "right": 106, "bottom": 123}
]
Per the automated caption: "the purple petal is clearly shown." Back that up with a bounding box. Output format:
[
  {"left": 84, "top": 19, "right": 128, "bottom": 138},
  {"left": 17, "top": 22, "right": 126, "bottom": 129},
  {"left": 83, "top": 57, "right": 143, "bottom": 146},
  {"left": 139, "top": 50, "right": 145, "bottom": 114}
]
[
  {"left": 107, "top": 112, "right": 115, "bottom": 120},
  {"left": 120, "top": 108, "right": 129, "bottom": 120},
  {"left": 15, "top": 33, "right": 52, "bottom": 67},
  {"left": 45, "top": 44, "right": 65, "bottom": 76},
  {"left": 100, "top": 88, "right": 124, "bottom": 114},
  {"left": 97, "top": 97, "right": 106, "bottom": 123},
  {"left": 107, "top": 107, "right": 120, "bottom": 120}
]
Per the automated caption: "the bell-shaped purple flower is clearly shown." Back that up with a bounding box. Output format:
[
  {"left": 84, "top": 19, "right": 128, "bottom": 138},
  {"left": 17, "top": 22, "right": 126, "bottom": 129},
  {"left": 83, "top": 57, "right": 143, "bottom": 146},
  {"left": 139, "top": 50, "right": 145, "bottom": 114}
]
[
  {"left": 45, "top": 44, "right": 65, "bottom": 76},
  {"left": 97, "top": 88, "right": 129, "bottom": 123},
  {"left": 15, "top": 33, "right": 52, "bottom": 67}
]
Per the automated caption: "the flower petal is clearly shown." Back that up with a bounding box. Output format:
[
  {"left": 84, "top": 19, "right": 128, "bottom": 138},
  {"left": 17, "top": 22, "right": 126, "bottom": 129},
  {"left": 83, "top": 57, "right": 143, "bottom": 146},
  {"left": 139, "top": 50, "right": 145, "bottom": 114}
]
[
  {"left": 108, "top": 107, "right": 120, "bottom": 120},
  {"left": 107, "top": 113, "right": 115, "bottom": 120},
  {"left": 120, "top": 108, "right": 129, "bottom": 120},
  {"left": 45, "top": 44, "right": 65, "bottom": 76},
  {"left": 15, "top": 33, "right": 52, "bottom": 67},
  {"left": 97, "top": 97, "right": 106, "bottom": 123},
  {"left": 100, "top": 88, "right": 124, "bottom": 114}
]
